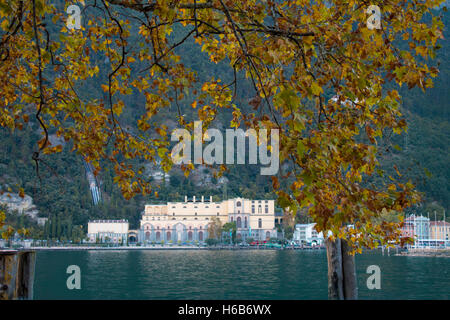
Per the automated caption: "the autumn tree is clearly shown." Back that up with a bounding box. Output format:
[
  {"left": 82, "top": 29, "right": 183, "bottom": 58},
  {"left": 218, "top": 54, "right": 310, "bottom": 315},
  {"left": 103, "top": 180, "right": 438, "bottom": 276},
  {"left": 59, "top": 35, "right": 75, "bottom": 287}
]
[
  {"left": 207, "top": 216, "right": 222, "bottom": 240},
  {"left": 0, "top": 0, "right": 445, "bottom": 299}
]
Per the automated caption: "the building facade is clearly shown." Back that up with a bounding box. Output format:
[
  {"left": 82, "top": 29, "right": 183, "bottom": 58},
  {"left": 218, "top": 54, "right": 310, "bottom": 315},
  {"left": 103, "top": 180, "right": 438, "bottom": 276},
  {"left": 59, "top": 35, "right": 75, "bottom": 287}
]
[
  {"left": 87, "top": 219, "right": 129, "bottom": 244},
  {"left": 292, "top": 223, "right": 324, "bottom": 245},
  {"left": 430, "top": 221, "right": 450, "bottom": 243},
  {"left": 138, "top": 196, "right": 276, "bottom": 243},
  {"left": 401, "top": 215, "right": 430, "bottom": 240}
]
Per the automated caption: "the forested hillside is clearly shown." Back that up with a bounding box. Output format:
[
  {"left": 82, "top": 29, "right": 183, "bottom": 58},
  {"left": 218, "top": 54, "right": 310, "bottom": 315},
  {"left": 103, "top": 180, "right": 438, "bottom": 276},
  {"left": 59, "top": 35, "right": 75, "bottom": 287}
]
[{"left": 0, "top": 4, "right": 448, "bottom": 239}]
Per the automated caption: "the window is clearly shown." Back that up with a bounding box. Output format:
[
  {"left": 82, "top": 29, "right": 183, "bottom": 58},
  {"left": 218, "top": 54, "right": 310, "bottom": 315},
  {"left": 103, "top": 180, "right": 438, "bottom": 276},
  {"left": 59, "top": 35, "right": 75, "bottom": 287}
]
[
  {"left": 236, "top": 201, "right": 241, "bottom": 207},
  {"left": 258, "top": 219, "right": 262, "bottom": 228},
  {"left": 252, "top": 206, "right": 255, "bottom": 214},
  {"left": 265, "top": 206, "right": 268, "bottom": 213},
  {"left": 258, "top": 206, "right": 262, "bottom": 213},
  {"left": 237, "top": 217, "right": 242, "bottom": 228},
  {"left": 217, "top": 212, "right": 219, "bottom": 216}
]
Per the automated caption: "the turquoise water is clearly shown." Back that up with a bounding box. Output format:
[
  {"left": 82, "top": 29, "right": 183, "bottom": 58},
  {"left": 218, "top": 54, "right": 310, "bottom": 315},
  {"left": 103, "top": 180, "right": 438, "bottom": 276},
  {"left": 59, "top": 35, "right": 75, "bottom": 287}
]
[{"left": 33, "top": 250, "right": 450, "bottom": 299}]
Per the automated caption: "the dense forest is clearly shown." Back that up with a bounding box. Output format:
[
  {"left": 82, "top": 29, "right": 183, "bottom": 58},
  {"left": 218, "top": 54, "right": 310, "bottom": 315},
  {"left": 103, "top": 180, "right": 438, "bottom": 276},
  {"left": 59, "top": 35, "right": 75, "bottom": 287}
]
[{"left": 0, "top": 4, "right": 448, "bottom": 240}]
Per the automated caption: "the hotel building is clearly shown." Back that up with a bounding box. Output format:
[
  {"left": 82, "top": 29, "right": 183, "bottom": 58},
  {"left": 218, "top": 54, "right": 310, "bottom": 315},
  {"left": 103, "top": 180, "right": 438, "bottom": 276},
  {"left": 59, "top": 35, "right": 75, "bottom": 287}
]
[{"left": 138, "top": 196, "right": 276, "bottom": 243}]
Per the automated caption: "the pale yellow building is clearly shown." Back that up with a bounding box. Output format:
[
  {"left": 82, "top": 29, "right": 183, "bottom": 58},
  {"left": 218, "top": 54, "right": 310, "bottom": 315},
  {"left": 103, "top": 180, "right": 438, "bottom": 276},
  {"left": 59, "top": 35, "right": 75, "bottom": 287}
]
[
  {"left": 138, "top": 196, "right": 276, "bottom": 243},
  {"left": 430, "top": 221, "right": 450, "bottom": 242}
]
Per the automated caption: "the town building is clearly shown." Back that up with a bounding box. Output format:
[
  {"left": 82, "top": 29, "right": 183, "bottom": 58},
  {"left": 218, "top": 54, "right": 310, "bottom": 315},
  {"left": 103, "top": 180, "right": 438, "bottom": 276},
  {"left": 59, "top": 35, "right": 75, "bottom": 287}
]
[
  {"left": 87, "top": 219, "right": 129, "bottom": 244},
  {"left": 401, "top": 215, "right": 430, "bottom": 241},
  {"left": 292, "top": 223, "right": 324, "bottom": 245},
  {"left": 430, "top": 221, "right": 450, "bottom": 246},
  {"left": 430, "top": 221, "right": 450, "bottom": 240},
  {"left": 138, "top": 196, "right": 276, "bottom": 243}
]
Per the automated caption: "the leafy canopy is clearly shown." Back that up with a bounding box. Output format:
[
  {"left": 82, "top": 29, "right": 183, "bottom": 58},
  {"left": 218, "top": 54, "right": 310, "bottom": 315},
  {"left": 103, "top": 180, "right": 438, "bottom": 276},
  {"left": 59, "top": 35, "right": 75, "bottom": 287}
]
[{"left": 0, "top": 0, "right": 445, "bottom": 251}]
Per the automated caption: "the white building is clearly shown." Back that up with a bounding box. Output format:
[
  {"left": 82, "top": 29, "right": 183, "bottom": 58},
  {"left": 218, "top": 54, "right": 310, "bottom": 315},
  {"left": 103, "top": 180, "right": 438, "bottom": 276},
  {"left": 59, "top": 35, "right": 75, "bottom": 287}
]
[
  {"left": 87, "top": 219, "right": 129, "bottom": 244},
  {"left": 293, "top": 223, "right": 324, "bottom": 245}
]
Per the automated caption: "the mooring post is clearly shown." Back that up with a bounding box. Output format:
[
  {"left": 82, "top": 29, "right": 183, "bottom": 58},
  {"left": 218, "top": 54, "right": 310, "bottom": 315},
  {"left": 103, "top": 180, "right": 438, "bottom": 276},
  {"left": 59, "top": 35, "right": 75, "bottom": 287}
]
[{"left": 0, "top": 250, "right": 36, "bottom": 300}]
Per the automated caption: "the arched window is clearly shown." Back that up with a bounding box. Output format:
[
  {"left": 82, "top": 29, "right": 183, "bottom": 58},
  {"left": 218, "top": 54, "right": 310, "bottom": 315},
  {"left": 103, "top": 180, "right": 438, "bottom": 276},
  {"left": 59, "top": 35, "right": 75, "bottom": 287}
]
[
  {"left": 167, "top": 231, "right": 171, "bottom": 240},
  {"left": 258, "top": 218, "right": 262, "bottom": 228},
  {"left": 198, "top": 231, "right": 203, "bottom": 241},
  {"left": 156, "top": 231, "right": 161, "bottom": 241},
  {"left": 266, "top": 231, "right": 271, "bottom": 240},
  {"left": 244, "top": 217, "right": 247, "bottom": 228},
  {"left": 236, "top": 201, "right": 241, "bottom": 207},
  {"left": 145, "top": 231, "right": 150, "bottom": 240},
  {"left": 188, "top": 231, "right": 193, "bottom": 241},
  {"left": 237, "top": 217, "right": 242, "bottom": 228},
  {"left": 231, "top": 217, "right": 233, "bottom": 222}
]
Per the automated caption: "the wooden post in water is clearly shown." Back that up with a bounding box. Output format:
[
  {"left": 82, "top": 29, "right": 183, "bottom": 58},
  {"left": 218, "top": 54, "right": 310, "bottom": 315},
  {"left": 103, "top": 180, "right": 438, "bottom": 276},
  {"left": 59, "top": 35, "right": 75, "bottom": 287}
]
[{"left": 0, "top": 250, "right": 36, "bottom": 300}]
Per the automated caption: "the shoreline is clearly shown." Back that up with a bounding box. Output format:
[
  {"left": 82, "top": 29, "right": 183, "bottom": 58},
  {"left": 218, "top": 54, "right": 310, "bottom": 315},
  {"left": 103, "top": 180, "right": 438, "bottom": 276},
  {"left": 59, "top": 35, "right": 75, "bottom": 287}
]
[
  {"left": 2, "top": 245, "right": 325, "bottom": 251},
  {"left": 395, "top": 249, "right": 450, "bottom": 258}
]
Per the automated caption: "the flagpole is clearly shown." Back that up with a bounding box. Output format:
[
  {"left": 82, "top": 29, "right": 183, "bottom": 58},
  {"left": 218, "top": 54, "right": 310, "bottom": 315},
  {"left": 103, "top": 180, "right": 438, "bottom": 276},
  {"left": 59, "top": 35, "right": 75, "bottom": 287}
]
[{"left": 434, "top": 210, "right": 437, "bottom": 249}]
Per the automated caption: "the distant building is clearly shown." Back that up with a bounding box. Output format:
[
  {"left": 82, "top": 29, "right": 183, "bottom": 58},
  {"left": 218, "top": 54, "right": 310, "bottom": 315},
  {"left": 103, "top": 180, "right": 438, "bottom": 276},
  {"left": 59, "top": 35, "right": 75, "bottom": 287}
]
[
  {"left": 401, "top": 215, "right": 430, "bottom": 239},
  {"left": 293, "top": 223, "right": 324, "bottom": 245},
  {"left": 430, "top": 221, "right": 450, "bottom": 242},
  {"left": 138, "top": 196, "right": 276, "bottom": 243},
  {"left": 87, "top": 219, "right": 129, "bottom": 244}
]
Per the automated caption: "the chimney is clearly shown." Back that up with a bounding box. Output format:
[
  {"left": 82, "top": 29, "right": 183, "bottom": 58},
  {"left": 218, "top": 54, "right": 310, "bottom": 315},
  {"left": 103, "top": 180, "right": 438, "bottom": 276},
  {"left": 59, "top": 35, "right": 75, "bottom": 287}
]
[
  {"left": 185, "top": 195, "right": 187, "bottom": 202},
  {"left": 201, "top": 196, "right": 204, "bottom": 202},
  {"left": 193, "top": 196, "right": 196, "bottom": 202}
]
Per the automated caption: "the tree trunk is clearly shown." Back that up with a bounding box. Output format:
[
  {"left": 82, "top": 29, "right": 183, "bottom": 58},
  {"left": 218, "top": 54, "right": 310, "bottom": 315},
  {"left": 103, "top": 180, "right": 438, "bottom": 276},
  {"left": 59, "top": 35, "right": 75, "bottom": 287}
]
[
  {"left": 341, "top": 240, "right": 358, "bottom": 300},
  {"left": 325, "top": 238, "right": 358, "bottom": 300},
  {"left": 0, "top": 250, "right": 36, "bottom": 300}
]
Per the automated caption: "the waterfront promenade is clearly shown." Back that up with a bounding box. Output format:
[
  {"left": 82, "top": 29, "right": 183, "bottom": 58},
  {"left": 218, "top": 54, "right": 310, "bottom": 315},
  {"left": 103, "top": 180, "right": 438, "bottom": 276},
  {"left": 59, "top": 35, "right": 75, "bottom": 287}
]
[{"left": 10, "top": 244, "right": 325, "bottom": 251}]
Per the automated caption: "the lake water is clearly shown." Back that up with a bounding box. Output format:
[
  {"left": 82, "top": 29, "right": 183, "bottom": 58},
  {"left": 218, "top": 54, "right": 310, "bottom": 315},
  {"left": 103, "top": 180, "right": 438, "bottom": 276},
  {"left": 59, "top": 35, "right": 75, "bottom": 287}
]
[{"left": 33, "top": 250, "right": 450, "bottom": 299}]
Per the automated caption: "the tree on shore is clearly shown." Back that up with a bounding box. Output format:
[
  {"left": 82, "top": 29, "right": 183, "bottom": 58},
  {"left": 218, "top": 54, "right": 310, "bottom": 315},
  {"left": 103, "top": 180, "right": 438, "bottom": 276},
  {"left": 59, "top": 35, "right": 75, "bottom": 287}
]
[{"left": 0, "top": 0, "right": 445, "bottom": 299}]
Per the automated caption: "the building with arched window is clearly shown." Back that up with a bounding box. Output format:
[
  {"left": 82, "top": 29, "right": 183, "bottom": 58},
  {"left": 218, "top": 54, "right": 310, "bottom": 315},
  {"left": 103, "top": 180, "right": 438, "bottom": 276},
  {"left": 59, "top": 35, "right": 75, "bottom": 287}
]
[{"left": 137, "top": 196, "right": 276, "bottom": 243}]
